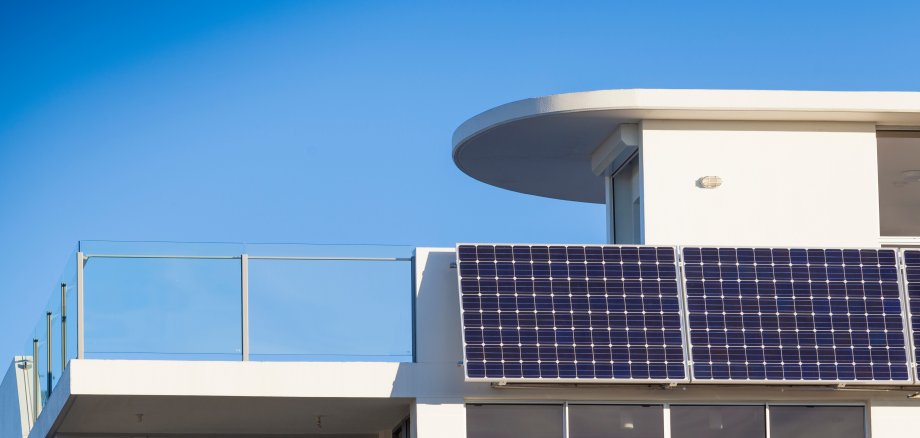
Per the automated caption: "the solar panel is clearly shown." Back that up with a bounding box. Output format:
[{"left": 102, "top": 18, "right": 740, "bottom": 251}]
[
  {"left": 456, "top": 244, "right": 688, "bottom": 382},
  {"left": 903, "top": 249, "right": 920, "bottom": 379},
  {"left": 682, "top": 247, "right": 911, "bottom": 383}
]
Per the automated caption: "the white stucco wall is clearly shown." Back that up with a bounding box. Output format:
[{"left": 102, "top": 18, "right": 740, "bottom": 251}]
[
  {"left": 1, "top": 357, "right": 30, "bottom": 438},
  {"left": 639, "top": 120, "right": 881, "bottom": 247},
  {"left": 870, "top": 401, "right": 920, "bottom": 437}
]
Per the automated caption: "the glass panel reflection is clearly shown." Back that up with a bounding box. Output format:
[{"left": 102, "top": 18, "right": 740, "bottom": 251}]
[
  {"left": 769, "top": 406, "right": 865, "bottom": 438},
  {"left": 83, "top": 257, "right": 242, "bottom": 360},
  {"left": 670, "top": 405, "right": 766, "bottom": 438},
  {"left": 249, "top": 258, "right": 413, "bottom": 361},
  {"left": 569, "top": 405, "right": 664, "bottom": 438},
  {"left": 466, "top": 404, "right": 564, "bottom": 438}
]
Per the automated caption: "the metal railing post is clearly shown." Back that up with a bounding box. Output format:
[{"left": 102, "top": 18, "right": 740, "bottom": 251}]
[
  {"left": 32, "top": 339, "right": 39, "bottom": 420},
  {"left": 76, "top": 252, "right": 84, "bottom": 360},
  {"left": 60, "top": 283, "right": 66, "bottom": 371},
  {"left": 241, "top": 254, "right": 249, "bottom": 361},
  {"left": 410, "top": 254, "right": 417, "bottom": 363},
  {"left": 45, "top": 312, "right": 52, "bottom": 395}
]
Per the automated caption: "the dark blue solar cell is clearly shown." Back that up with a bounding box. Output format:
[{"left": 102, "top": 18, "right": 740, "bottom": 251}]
[
  {"left": 699, "top": 247, "right": 719, "bottom": 263},
  {"left": 531, "top": 246, "right": 549, "bottom": 261},
  {"left": 585, "top": 246, "right": 603, "bottom": 262},
  {"left": 548, "top": 246, "right": 567, "bottom": 262},
  {"left": 512, "top": 245, "right": 531, "bottom": 260},
  {"left": 842, "top": 249, "right": 862, "bottom": 264},
  {"left": 586, "top": 264, "right": 604, "bottom": 278},
  {"left": 568, "top": 263, "right": 587, "bottom": 278},
  {"left": 683, "top": 246, "right": 908, "bottom": 384},
  {"left": 657, "top": 247, "right": 676, "bottom": 263},
  {"left": 458, "top": 245, "right": 478, "bottom": 261},
  {"left": 566, "top": 246, "right": 586, "bottom": 262},
  {"left": 621, "top": 247, "right": 640, "bottom": 263},
  {"left": 806, "top": 249, "right": 826, "bottom": 264},
  {"left": 601, "top": 246, "right": 621, "bottom": 262},
  {"left": 550, "top": 263, "right": 568, "bottom": 278},
  {"left": 494, "top": 246, "right": 513, "bottom": 261},
  {"left": 683, "top": 247, "right": 702, "bottom": 263}
]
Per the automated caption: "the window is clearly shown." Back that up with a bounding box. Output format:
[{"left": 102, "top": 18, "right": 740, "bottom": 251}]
[
  {"left": 669, "top": 405, "right": 766, "bottom": 438},
  {"left": 465, "top": 404, "right": 865, "bottom": 438},
  {"left": 568, "top": 405, "right": 664, "bottom": 438},
  {"left": 392, "top": 417, "right": 409, "bottom": 438},
  {"left": 466, "top": 404, "right": 563, "bottom": 438},
  {"left": 769, "top": 406, "right": 864, "bottom": 438},
  {"left": 610, "top": 156, "right": 642, "bottom": 244},
  {"left": 877, "top": 130, "right": 920, "bottom": 239}
]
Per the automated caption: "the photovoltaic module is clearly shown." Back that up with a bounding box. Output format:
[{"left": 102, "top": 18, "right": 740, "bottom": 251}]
[
  {"left": 456, "top": 244, "right": 919, "bottom": 385},
  {"left": 681, "top": 247, "right": 909, "bottom": 383},
  {"left": 456, "top": 244, "right": 688, "bottom": 382}
]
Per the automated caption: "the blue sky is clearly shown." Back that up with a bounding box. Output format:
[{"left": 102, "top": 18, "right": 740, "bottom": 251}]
[{"left": 1, "top": 0, "right": 919, "bottom": 362}]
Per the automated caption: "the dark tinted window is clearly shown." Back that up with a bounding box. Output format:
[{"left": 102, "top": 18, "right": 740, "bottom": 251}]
[
  {"left": 670, "top": 405, "right": 766, "bottom": 438},
  {"left": 569, "top": 405, "right": 664, "bottom": 438},
  {"left": 769, "top": 406, "right": 864, "bottom": 438},
  {"left": 466, "top": 404, "right": 563, "bottom": 438}
]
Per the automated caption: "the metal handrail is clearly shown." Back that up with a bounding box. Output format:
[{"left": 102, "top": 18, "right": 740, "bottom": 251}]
[{"left": 82, "top": 254, "right": 412, "bottom": 261}]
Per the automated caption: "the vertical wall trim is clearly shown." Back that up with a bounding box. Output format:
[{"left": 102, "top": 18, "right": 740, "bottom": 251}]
[
  {"left": 764, "top": 404, "right": 772, "bottom": 438},
  {"left": 241, "top": 254, "right": 250, "bottom": 361},
  {"left": 562, "top": 402, "right": 570, "bottom": 438},
  {"left": 662, "top": 403, "right": 671, "bottom": 438},
  {"left": 636, "top": 121, "right": 646, "bottom": 244},
  {"left": 410, "top": 252, "right": 418, "bottom": 363},
  {"left": 605, "top": 175, "right": 615, "bottom": 244},
  {"left": 76, "top": 251, "right": 84, "bottom": 360}
]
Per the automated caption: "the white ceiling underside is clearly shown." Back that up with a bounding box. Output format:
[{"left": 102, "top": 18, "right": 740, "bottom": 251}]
[{"left": 56, "top": 395, "right": 411, "bottom": 436}]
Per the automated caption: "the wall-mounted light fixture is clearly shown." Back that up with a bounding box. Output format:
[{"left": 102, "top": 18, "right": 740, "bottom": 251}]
[{"left": 696, "top": 176, "right": 723, "bottom": 189}]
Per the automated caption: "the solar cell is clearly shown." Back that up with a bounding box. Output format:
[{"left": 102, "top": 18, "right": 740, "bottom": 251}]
[
  {"left": 456, "top": 244, "right": 688, "bottom": 382},
  {"left": 682, "top": 247, "right": 911, "bottom": 383},
  {"left": 903, "top": 249, "right": 920, "bottom": 378}
]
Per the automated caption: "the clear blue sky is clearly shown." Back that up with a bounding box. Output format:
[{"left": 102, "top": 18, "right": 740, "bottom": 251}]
[{"left": 1, "top": 0, "right": 919, "bottom": 361}]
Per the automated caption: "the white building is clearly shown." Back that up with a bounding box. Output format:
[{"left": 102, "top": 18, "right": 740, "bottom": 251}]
[{"left": 3, "top": 89, "right": 920, "bottom": 438}]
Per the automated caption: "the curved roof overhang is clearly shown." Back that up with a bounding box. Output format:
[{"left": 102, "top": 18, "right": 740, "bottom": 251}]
[{"left": 452, "top": 89, "right": 920, "bottom": 203}]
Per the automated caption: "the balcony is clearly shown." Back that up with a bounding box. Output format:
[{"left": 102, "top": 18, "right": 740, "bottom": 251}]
[{"left": 19, "top": 240, "right": 416, "bottom": 428}]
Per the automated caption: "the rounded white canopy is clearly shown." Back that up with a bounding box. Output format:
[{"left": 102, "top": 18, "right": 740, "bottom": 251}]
[{"left": 452, "top": 88, "right": 920, "bottom": 203}]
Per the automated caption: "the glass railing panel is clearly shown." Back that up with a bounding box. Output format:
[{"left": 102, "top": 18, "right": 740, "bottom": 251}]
[
  {"left": 82, "top": 256, "right": 242, "bottom": 360},
  {"left": 248, "top": 249, "right": 414, "bottom": 362}
]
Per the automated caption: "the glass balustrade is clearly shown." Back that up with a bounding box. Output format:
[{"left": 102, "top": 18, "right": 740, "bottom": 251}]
[{"left": 21, "top": 240, "right": 417, "bottom": 413}]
